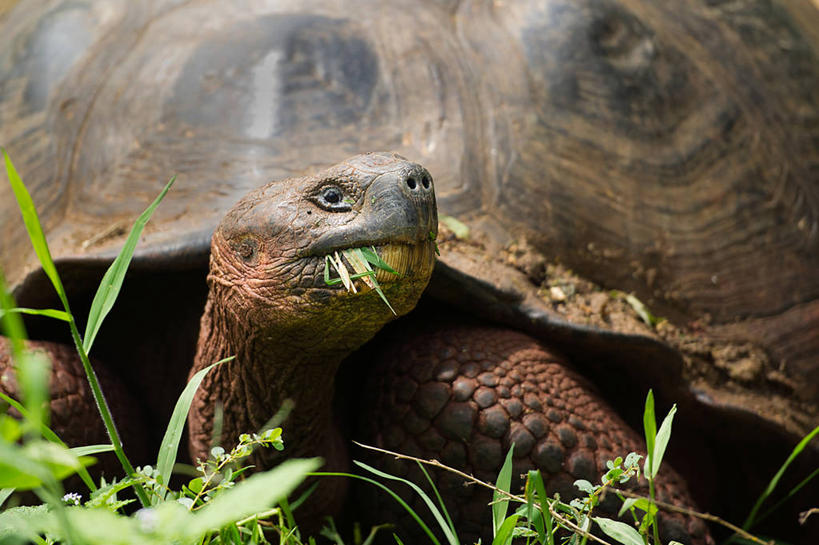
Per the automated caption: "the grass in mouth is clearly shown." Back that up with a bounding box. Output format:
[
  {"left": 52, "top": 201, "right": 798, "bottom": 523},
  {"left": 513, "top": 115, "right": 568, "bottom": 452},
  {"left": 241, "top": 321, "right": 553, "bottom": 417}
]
[{"left": 324, "top": 246, "right": 400, "bottom": 315}]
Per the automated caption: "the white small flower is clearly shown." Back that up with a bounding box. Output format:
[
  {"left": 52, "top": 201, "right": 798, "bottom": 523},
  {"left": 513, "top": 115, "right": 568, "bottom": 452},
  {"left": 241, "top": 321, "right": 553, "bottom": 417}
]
[{"left": 62, "top": 492, "right": 82, "bottom": 506}]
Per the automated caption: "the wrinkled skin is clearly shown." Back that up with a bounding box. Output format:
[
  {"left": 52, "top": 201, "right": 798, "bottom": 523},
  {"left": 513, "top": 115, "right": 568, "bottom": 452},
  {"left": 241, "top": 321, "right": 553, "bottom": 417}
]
[{"left": 188, "top": 153, "right": 437, "bottom": 519}]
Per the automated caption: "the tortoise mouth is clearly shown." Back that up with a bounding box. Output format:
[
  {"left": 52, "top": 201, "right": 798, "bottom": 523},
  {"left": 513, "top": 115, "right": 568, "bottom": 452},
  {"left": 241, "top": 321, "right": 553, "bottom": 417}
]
[{"left": 321, "top": 240, "right": 436, "bottom": 293}]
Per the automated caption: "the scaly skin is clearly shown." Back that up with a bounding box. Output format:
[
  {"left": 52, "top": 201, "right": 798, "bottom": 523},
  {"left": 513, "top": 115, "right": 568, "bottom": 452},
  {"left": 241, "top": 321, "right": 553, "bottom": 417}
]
[{"left": 358, "top": 324, "right": 711, "bottom": 545}]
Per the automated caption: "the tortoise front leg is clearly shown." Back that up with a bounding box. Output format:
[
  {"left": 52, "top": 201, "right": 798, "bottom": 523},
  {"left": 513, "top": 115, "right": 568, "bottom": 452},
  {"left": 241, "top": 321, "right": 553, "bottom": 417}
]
[
  {"left": 358, "top": 325, "right": 711, "bottom": 545},
  {"left": 0, "top": 337, "right": 149, "bottom": 474}
]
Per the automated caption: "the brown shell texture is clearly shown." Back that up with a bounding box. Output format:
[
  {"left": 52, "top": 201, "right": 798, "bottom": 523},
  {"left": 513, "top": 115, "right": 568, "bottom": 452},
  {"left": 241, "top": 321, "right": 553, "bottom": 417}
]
[{"left": 2, "top": 0, "right": 818, "bottom": 401}]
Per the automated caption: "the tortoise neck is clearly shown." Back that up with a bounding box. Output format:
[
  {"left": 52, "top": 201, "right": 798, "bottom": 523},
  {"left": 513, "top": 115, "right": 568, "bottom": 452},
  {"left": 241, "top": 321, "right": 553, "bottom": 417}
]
[{"left": 188, "top": 294, "right": 346, "bottom": 465}]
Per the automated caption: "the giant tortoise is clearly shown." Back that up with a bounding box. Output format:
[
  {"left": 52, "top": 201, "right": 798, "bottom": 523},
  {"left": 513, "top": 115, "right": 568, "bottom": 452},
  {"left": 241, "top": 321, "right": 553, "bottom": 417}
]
[{"left": 0, "top": 0, "right": 818, "bottom": 543}]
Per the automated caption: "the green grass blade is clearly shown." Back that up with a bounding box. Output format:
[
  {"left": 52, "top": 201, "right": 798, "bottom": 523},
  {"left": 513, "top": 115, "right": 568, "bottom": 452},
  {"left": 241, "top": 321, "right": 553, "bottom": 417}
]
[
  {"left": 0, "top": 308, "right": 71, "bottom": 322},
  {"left": 354, "top": 460, "right": 458, "bottom": 545},
  {"left": 155, "top": 356, "right": 231, "bottom": 504},
  {"left": 314, "top": 471, "right": 441, "bottom": 545},
  {"left": 493, "top": 445, "right": 515, "bottom": 537},
  {"left": 2, "top": 149, "right": 65, "bottom": 301},
  {"left": 70, "top": 444, "right": 115, "bottom": 457},
  {"left": 490, "top": 515, "right": 519, "bottom": 545},
  {"left": 529, "top": 470, "right": 553, "bottom": 545},
  {"left": 642, "top": 390, "right": 657, "bottom": 476},
  {"left": 757, "top": 465, "right": 819, "bottom": 525},
  {"left": 371, "top": 282, "right": 396, "bottom": 315},
  {"left": 279, "top": 496, "right": 298, "bottom": 533},
  {"left": 416, "top": 461, "right": 458, "bottom": 542},
  {"left": 83, "top": 175, "right": 176, "bottom": 354},
  {"left": 743, "top": 424, "right": 819, "bottom": 530},
  {"left": 649, "top": 403, "right": 676, "bottom": 479},
  {"left": 342, "top": 248, "right": 396, "bottom": 315},
  {"left": 361, "top": 247, "right": 399, "bottom": 275}
]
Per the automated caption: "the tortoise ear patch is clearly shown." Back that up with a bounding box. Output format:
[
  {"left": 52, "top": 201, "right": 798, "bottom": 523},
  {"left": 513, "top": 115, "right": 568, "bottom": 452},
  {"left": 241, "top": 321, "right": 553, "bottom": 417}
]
[{"left": 230, "top": 236, "right": 259, "bottom": 264}]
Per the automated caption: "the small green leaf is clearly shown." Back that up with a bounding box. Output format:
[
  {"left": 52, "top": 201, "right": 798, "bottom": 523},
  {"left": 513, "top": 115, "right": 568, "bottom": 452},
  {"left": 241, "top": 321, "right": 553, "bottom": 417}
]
[
  {"left": 604, "top": 468, "right": 623, "bottom": 482},
  {"left": 624, "top": 452, "right": 641, "bottom": 469},
  {"left": 618, "top": 498, "right": 640, "bottom": 517},
  {"left": 574, "top": 479, "right": 595, "bottom": 494},
  {"left": 83, "top": 175, "right": 176, "bottom": 354},
  {"left": 594, "top": 517, "right": 644, "bottom": 545},
  {"left": 643, "top": 390, "right": 657, "bottom": 477},
  {"left": 649, "top": 403, "right": 677, "bottom": 479},
  {"left": 155, "top": 357, "right": 231, "bottom": 503},
  {"left": 618, "top": 498, "right": 655, "bottom": 517},
  {"left": 493, "top": 445, "right": 515, "bottom": 537}
]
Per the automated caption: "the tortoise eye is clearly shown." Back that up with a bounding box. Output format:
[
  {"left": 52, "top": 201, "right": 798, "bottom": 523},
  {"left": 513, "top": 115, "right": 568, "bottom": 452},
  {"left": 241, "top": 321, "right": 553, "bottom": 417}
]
[
  {"left": 315, "top": 186, "right": 352, "bottom": 212},
  {"left": 323, "top": 187, "right": 342, "bottom": 204}
]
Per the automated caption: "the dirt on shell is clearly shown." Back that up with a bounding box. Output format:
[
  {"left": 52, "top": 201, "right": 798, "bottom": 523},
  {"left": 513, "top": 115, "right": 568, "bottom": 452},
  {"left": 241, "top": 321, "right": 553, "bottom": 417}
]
[{"left": 436, "top": 221, "right": 818, "bottom": 438}]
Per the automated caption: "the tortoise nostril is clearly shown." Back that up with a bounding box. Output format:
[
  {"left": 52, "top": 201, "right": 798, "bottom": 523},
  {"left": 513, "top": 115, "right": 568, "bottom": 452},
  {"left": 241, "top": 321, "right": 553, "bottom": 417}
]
[
  {"left": 421, "top": 175, "right": 431, "bottom": 189},
  {"left": 406, "top": 176, "right": 417, "bottom": 190}
]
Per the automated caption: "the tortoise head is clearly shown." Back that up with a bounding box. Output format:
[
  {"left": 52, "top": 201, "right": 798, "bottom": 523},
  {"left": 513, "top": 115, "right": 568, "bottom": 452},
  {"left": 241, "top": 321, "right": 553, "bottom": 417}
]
[{"left": 206, "top": 152, "right": 437, "bottom": 350}]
